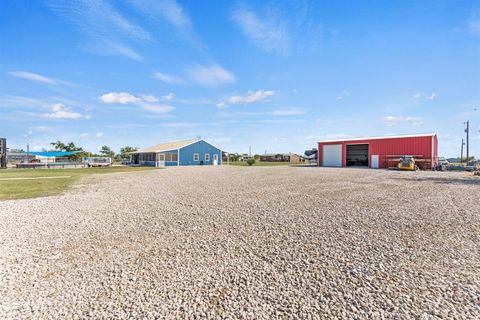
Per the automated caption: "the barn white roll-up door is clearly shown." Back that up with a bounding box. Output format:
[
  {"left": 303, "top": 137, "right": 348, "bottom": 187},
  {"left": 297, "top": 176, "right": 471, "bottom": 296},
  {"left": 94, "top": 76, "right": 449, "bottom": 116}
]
[{"left": 323, "top": 144, "right": 342, "bottom": 167}]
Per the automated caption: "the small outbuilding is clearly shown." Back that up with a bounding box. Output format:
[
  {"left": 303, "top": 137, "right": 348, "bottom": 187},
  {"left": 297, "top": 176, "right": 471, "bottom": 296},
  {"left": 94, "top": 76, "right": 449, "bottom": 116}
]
[
  {"left": 318, "top": 133, "right": 438, "bottom": 169},
  {"left": 131, "top": 139, "right": 222, "bottom": 167},
  {"left": 260, "top": 153, "right": 305, "bottom": 163}
]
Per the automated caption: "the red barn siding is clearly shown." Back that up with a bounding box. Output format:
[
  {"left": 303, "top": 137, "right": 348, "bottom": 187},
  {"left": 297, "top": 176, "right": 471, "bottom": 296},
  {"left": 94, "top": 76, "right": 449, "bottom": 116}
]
[{"left": 318, "top": 134, "right": 438, "bottom": 169}]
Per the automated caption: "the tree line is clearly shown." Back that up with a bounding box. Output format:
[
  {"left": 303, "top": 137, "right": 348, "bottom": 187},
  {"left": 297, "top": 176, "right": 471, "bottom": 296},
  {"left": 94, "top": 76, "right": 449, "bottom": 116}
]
[{"left": 49, "top": 141, "right": 137, "bottom": 162}]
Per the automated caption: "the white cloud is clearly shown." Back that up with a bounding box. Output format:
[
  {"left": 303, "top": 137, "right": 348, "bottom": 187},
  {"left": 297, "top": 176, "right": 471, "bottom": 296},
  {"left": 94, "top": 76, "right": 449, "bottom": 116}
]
[
  {"left": 153, "top": 71, "right": 186, "bottom": 84},
  {"left": 142, "top": 104, "right": 175, "bottom": 113},
  {"left": 383, "top": 116, "right": 423, "bottom": 127},
  {"left": 161, "top": 122, "right": 197, "bottom": 128},
  {"left": 271, "top": 108, "right": 305, "bottom": 116},
  {"left": 127, "top": 0, "right": 204, "bottom": 50},
  {"left": 232, "top": 8, "right": 289, "bottom": 54},
  {"left": 99, "top": 92, "right": 175, "bottom": 114},
  {"left": 158, "top": 0, "right": 190, "bottom": 29},
  {"left": 24, "top": 126, "right": 53, "bottom": 137},
  {"left": 413, "top": 93, "right": 421, "bottom": 99},
  {"left": 34, "top": 126, "right": 52, "bottom": 132},
  {"left": 44, "top": 103, "right": 83, "bottom": 119},
  {"left": 141, "top": 95, "right": 159, "bottom": 103},
  {"left": 100, "top": 92, "right": 141, "bottom": 104},
  {"left": 9, "top": 71, "right": 58, "bottom": 85},
  {"left": 217, "top": 90, "right": 274, "bottom": 108},
  {"left": 162, "top": 93, "right": 175, "bottom": 101},
  {"left": 47, "top": 0, "right": 149, "bottom": 61},
  {"left": 79, "top": 132, "right": 105, "bottom": 139},
  {"left": 188, "top": 64, "right": 236, "bottom": 87},
  {"left": 129, "top": 0, "right": 191, "bottom": 29},
  {"left": 336, "top": 91, "right": 351, "bottom": 100},
  {"left": 48, "top": 0, "right": 150, "bottom": 40},
  {"left": 97, "top": 41, "right": 143, "bottom": 61},
  {"left": 428, "top": 92, "right": 437, "bottom": 100}
]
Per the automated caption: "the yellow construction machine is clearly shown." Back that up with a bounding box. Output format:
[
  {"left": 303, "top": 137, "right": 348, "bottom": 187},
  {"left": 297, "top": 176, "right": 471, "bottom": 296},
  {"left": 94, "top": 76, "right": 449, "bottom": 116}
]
[{"left": 397, "top": 155, "right": 419, "bottom": 171}]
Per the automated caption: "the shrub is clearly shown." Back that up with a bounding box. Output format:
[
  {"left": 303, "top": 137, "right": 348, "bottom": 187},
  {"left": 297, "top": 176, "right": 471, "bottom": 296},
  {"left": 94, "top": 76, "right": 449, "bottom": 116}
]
[{"left": 246, "top": 159, "right": 255, "bottom": 166}]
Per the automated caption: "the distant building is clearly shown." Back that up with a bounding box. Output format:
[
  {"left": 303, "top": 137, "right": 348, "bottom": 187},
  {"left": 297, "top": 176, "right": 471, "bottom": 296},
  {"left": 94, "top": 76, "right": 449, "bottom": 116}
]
[
  {"left": 0, "top": 138, "right": 6, "bottom": 168},
  {"left": 260, "top": 153, "right": 305, "bottom": 163},
  {"left": 317, "top": 133, "right": 438, "bottom": 169},
  {"left": 6, "top": 152, "right": 35, "bottom": 164},
  {"left": 130, "top": 139, "right": 222, "bottom": 167}
]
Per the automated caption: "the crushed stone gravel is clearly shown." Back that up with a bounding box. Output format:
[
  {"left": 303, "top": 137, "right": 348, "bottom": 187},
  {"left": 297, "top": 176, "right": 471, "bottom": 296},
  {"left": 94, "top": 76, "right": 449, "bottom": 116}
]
[{"left": 0, "top": 166, "right": 479, "bottom": 319}]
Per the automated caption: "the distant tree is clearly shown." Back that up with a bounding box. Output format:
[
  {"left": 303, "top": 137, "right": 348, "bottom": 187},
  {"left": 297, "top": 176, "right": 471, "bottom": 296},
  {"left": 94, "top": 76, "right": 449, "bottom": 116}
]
[
  {"left": 50, "top": 141, "right": 85, "bottom": 161},
  {"left": 247, "top": 158, "right": 255, "bottom": 166},
  {"left": 50, "top": 140, "right": 67, "bottom": 151},
  {"left": 229, "top": 153, "right": 240, "bottom": 162},
  {"left": 119, "top": 146, "right": 137, "bottom": 159},
  {"left": 254, "top": 154, "right": 260, "bottom": 160},
  {"left": 51, "top": 141, "right": 83, "bottom": 152},
  {"left": 99, "top": 145, "right": 115, "bottom": 158}
]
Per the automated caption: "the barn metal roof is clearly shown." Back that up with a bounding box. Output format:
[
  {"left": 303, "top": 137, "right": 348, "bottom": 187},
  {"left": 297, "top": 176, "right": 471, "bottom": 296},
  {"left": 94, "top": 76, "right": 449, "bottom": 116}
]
[
  {"left": 318, "top": 133, "right": 436, "bottom": 143},
  {"left": 135, "top": 139, "right": 199, "bottom": 153}
]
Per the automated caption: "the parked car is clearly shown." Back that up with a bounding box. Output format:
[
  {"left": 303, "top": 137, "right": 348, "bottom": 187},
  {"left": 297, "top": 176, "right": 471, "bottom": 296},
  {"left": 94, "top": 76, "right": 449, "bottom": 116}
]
[
  {"left": 465, "top": 160, "right": 479, "bottom": 172},
  {"left": 436, "top": 157, "right": 449, "bottom": 171}
]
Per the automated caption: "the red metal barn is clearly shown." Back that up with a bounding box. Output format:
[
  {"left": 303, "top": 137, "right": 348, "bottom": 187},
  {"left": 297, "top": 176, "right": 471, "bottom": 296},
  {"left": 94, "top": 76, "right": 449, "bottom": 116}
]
[{"left": 318, "top": 133, "right": 438, "bottom": 170}]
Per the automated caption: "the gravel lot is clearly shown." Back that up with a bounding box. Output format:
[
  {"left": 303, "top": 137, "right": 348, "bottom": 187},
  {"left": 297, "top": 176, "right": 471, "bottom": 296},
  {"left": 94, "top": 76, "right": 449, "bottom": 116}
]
[{"left": 0, "top": 166, "right": 479, "bottom": 319}]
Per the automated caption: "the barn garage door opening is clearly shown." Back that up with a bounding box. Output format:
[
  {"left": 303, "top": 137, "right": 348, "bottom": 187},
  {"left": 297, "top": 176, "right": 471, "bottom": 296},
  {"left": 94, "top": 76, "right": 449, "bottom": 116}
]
[{"left": 346, "top": 144, "right": 369, "bottom": 167}]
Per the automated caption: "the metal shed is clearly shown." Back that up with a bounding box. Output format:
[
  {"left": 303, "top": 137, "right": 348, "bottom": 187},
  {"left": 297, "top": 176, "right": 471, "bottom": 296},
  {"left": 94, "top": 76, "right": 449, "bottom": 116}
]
[
  {"left": 318, "top": 133, "right": 438, "bottom": 170},
  {"left": 131, "top": 139, "right": 222, "bottom": 167}
]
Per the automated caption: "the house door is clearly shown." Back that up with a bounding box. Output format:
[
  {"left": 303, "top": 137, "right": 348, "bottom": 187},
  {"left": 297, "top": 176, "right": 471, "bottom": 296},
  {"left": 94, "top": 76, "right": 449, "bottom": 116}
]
[
  {"left": 371, "top": 155, "right": 379, "bottom": 169},
  {"left": 213, "top": 154, "right": 218, "bottom": 165}
]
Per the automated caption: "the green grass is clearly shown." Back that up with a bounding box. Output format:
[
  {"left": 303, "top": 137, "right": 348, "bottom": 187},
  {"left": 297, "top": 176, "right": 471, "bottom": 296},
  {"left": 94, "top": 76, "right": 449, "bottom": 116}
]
[
  {"left": 0, "top": 166, "right": 157, "bottom": 201},
  {"left": 226, "top": 161, "right": 294, "bottom": 167}
]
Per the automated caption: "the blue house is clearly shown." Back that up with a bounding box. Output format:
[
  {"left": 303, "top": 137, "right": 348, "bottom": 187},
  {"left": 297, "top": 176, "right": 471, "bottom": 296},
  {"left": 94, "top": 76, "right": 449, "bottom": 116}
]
[{"left": 131, "top": 139, "right": 222, "bottom": 167}]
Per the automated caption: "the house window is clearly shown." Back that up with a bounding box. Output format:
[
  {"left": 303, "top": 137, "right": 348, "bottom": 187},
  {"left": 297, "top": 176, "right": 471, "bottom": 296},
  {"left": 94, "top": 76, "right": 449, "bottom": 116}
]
[
  {"left": 165, "top": 153, "right": 171, "bottom": 161},
  {"left": 161, "top": 153, "right": 179, "bottom": 162},
  {"left": 193, "top": 153, "right": 199, "bottom": 161},
  {"left": 158, "top": 154, "right": 165, "bottom": 161},
  {"left": 205, "top": 154, "right": 210, "bottom": 161}
]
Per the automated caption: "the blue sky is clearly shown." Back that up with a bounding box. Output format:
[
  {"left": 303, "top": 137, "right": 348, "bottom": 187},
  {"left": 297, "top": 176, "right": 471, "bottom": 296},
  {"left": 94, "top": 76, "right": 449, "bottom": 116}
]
[{"left": 0, "top": 0, "right": 479, "bottom": 157}]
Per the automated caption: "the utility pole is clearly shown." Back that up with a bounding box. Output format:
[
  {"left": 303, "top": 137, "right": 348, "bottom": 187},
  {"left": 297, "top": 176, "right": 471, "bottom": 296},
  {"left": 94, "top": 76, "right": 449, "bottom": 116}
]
[
  {"left": 460, "top": 139, "right": 464, "bottom": 164},
  {"left": 466, "top": 121, "right": 470, "bottom": 162},
  {"left": 464, "top": 121, "right": 469, "bottom": 162},
  {"left": 26, "top": 142, "right": 30, "bottom": 163},
  {"left": 249, "top": 146, "right": 252, "bottom": 157}
]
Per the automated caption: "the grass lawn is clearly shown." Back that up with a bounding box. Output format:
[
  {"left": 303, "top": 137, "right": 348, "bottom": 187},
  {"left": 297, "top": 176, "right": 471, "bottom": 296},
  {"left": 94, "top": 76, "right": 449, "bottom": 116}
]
[
  {"left": 226, "top": 161, "right": 294, "bottom": 167},
  {"left": 0, "top": 166, "right": 157, "bottom": 201}
]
